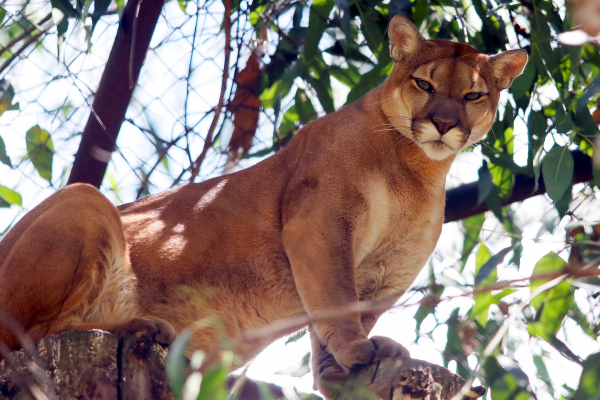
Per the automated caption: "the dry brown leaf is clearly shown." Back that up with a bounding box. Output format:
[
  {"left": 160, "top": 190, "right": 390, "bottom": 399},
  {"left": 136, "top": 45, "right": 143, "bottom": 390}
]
[{"left": 227, "top": 53, "right": 261, "bottom": 158}]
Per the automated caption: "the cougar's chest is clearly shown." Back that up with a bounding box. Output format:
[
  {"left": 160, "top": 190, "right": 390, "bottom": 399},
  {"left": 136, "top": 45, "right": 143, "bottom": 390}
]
[{"left": 353, "top": 175, "right": 445, "bottom": 302}]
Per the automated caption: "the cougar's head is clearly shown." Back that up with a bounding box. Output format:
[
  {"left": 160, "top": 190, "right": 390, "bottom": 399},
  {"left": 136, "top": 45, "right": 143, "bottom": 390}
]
[{"left": 382, "top": 16, "right": 528, "bottom": 161}]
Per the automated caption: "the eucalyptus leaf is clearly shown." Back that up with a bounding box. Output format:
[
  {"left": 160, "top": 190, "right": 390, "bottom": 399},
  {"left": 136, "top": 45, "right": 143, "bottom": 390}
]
[
  {"left": 0, "top": 134, "right": 11, "bottom": 167},
  {"left": 0, "top": 185, "right": 22, "bottom": 206},
  {"left": 25, "top": 125, "right": 54, "bottom": 182},
  {"left": 542, "top": 145, "right": 574, "bottom": 202}
]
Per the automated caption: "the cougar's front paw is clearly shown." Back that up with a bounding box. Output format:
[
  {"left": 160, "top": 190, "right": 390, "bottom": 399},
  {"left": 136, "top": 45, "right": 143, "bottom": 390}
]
[
  {"left": 110, "top": 317, "right": 176, "bottom": 346},
  {"left": 331, "top": 338, "right": 376, "bottom": 369},
  {"left": 370, "top": 336, "right": 410, "bottom": 360},
  {"left": 331, "top": 336, "right": 410, "bottom": 370}
]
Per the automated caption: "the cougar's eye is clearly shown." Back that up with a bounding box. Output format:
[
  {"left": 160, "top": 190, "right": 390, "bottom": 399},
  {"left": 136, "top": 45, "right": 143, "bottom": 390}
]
[
  {"left": 465, "top": 92, "right": 482, "bottom": 101},
  {"left": 415, "top": 79, "right": 433, "bottom": 92}
]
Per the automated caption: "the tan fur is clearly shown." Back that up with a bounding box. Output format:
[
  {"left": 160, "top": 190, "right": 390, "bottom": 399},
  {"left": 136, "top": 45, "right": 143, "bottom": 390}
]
[{"left": 0, "top": 16, "right": 526, "bottom": 397}]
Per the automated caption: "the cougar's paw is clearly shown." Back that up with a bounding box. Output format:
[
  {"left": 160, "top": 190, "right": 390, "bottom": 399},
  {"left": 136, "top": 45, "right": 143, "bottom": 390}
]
[
  {"left": 110, "top": 317, "right": 176, "bottom": 346},
  {"left": 332, "top": 338, "right": 376, "bottom": 369},
  {"left": 370, "top": 336, "right": 410, "bottom": 360},
  {"left": 332, "top": 337, "right": 410, "bottom": 370}
]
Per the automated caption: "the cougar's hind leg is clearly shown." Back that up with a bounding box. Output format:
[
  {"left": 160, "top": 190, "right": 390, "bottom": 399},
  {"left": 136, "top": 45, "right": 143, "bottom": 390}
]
[{"left": 0, "top": 184, "right": 171, "bottom": 353}]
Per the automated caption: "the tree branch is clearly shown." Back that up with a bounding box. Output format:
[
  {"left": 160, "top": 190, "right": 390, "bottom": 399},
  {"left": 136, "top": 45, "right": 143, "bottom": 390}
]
[
  {"left": 67, "top": 0, "right": 164, "bottom": 188},
  {"left": 444, "top": 150, "right": 593, "bottom": 223},
  {"left": 188, "top": 0, "right": 232, "bottom": 182}
]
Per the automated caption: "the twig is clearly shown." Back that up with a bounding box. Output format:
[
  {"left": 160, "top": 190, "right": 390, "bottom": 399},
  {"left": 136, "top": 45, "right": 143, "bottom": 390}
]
[
  {"left": 0, "top": 24, "right": 51, "bottom": 76},
  {"left": 239, "top": 264, "right": 600, "bottom": 348},
  {"left": 189, "top": 0, "right": 232, "bottom": 182},
  {"left": 129, "top": 0, "right": 143, "bottom": 89},
  {"left": 0, "top": 13, "right": 52, "bottom": 58}
]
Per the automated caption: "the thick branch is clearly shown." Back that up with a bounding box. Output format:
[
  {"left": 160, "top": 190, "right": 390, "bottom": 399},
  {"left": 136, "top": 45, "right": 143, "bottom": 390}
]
[
  {"left": 67, "top": 0, "right": 164, "bottom": 188},
  {"left": 444, "top": 150, "right": 593, "bottom": 223}
]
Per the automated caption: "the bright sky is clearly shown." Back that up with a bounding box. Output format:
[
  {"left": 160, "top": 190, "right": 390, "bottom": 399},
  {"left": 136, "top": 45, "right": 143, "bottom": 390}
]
[{"left": 1, "top": 1, "right": 599, "bottom": 399}]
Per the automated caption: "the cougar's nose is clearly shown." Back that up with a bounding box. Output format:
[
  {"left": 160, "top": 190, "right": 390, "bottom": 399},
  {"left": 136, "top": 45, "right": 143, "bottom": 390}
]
[{"left": 431, "top": 117, "right": 457, "bottom": 135}]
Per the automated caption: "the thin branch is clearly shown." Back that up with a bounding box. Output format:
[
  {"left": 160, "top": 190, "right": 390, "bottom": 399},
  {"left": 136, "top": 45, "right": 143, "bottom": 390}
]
[
  {"left": 0, "top": 24, "right": 51, "bottom": 76},
  {"left": 188, "top": 0, "right": 232, "bottom": 182},
  {"left": 0, "top": 13, "right": 52, "bottom": 58}
]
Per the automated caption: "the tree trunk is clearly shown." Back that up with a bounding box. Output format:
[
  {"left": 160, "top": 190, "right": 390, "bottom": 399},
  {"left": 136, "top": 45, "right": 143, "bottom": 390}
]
[
  {"left": 67, "top": 0, "right": 164, "bottom": 188},
  {"left": 0, "top": 331, "right": 484, "bottom": 400}
]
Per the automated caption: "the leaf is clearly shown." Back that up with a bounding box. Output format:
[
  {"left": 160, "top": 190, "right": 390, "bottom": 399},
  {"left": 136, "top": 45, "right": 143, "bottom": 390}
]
[
  {"left": 334, "top": 0, "right": 350, "bottom": 40},
  {"left": 489, "top": 162, "right": 513, "bottom": 199},
  {"left": 460, "top": 213, "right": 485, "bottom": 270},
  {"left": 0, "top": 8, "right": 5, "bottom": 24},
  {"left": 196, "top": 351, "right": 233, "bottom": 400},
  {"left": 527, "top": 111, "right": 547, "bottom": 166},
  {"left": 360, "top": 8, "right": 384, "bottom": 53},
  {"left": 573, "top": 352, "right": 600, "bottom": 400},
  {"left": 50, "top": 0, "right": 81, "bottom": 19},
  {"left": 533, "top": 354, "right": 554, "bottom": 397},
  {"left": 0, "top": 185, "right": 22, "bottom": 207},
  {"left": 539, "top": 280, "right": 574, "bottom": 334},
  {"left": 25, "top": 125, "right": 54, "bottom": 182},
  {"left": 470, "top": 288, "right": 514, "bottom": 327},
  {"left": 295, "top": 89, "right": 316, "bottom": 124},
  {"left": 477, "top": 162, "right": 493, "bottom": 205},
  {"left": 303, "top": 0, "right": 334, "bottom": 62},
  {"left": 542, "top": 145, "right": 574, "bottom": 202},
  {"left": 346, "top": 51, "right": 393, "bottom": 104},
  {"left": 227, "top": 54, "right": 261, "bottom": 157},
  {"left": 530, "top": 252, "right": 567, "bottom": 311},
  {"left": 91, "top": 0, "right": 111, "bottom": 31},
  {"left": 474, "top": 245, "right": 515, "bottom": 288},
  {"left": 0, "top": 79, "right": 16, "bottom": 118},
  {"left": 167, "top": 328, "right": 193, "bottom": 400},
  {"left": 0, "top": 134, "right": 12, "bottom": 167}
]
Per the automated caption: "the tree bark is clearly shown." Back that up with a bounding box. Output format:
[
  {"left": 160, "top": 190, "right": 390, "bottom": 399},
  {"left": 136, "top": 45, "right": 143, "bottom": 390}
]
[
  {"left": 67, "top": 0, "right": 164, "bottom": 188},
  {"left": 444, "top": 150, "right": 593, "bottom": 223},
  {"left": 0, "top": 331, "right": 484, "bottom": 400}
]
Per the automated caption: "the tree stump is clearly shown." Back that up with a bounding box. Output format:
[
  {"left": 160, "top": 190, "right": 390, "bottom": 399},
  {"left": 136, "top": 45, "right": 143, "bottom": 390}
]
[{"left": 0, "top": 331, "right": 485, "bottom": 400}]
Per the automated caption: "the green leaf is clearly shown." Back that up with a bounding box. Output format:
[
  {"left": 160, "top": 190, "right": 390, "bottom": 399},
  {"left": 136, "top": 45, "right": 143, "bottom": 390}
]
[
  {"left": 528, "top": 111, "right": 547, "bottom": 167},
  {"left": 471, "top": 288, "right": 514, "bottom": 327},
  {"left": 0, "top": 185, "right": 22, "bottom": 206},
  {"left": 474, "top": 245, "right": 515, "bottom": 288},
  {"left": 542, "top": 145, "right": 574, "bottom": 202},
  {"left": 360, "top": 8, "right": 384, "bottom": 53},
  {"left": 25, "top": 125, "right": 54, "bottom": 182},
  {"left": 460, "top": 213, "right": 485, "bottom": 270},
  {"left": 573, "top": 352, "right": 600, "bottom": 400},
  {"left": 0, "top": 134, "right": 12, "bottom": 167},
  {"left": 0, "top": 8, "right": 5, "bottom": 24},
  {"left": 477, "top": 162, "right": 493, "bottom": 205},
  {"left": 167, "top": 328, "right": 193, "bottom": 400},
  {"left": 346, "top": 51, "right": 393, "bottom": 104},
  {"left": 489, "top": 162, "right": 513, "bottom": 199},
  {"left": 533, "top": 354, "right": 554, "bottom": 397},
  {"left": 295, "top": 89, "right": 317, "bottom": 124},
  {"left": 538, "top": 279, "right": 573, "bottom": 333},
  {"left": 303, "top": 0, "right": 334, "bottom": 62},
  {"left": 0, "top": 79, "right": 16, "bottom": 118},
  {"left": 196, "top": 351, "right": 233, "bottom": 400},
  {"left": 530, "top": 252, "right": 567, "bottom": 311}
]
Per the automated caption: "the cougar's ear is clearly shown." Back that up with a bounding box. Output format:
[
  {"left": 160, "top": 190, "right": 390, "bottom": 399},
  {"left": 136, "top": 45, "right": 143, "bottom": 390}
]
[
  {"left": 489, "top": 49, "right": 528, "bottom": 90},
  {"left": 388, "top": 15, "right": 424, "bottom": 63}
]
